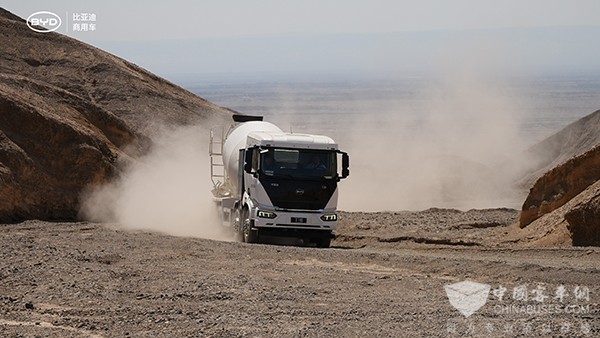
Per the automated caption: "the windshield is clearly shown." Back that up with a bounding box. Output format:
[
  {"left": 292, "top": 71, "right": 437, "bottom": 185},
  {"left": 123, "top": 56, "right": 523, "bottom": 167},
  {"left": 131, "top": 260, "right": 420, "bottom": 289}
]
[{"left": 260, "top": 148, "right": 337, "bottom": 179}]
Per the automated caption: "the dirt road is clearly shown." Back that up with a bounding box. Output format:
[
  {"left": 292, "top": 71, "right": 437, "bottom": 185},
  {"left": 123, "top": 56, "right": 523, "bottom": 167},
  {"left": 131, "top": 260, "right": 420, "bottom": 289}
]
[{"left": 1, "top": 212, "right": 599, "bottom": 337}]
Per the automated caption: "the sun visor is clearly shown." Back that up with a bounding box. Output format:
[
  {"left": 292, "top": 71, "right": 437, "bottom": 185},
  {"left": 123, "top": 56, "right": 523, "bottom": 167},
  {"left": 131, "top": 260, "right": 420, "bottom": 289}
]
[{"left": 232, "top": 114, "right": 263, "bottom": 123}]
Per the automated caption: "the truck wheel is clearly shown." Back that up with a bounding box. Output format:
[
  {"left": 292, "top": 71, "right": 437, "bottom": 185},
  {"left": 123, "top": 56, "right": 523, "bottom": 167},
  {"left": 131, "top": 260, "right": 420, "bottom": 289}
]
[
  {"left": 242, "top": 209, "right": 259, "bottom": 243},
  {"left": 233, "top": 209, "right": 243, "bottom": 242},
  {"left": 315, "top": 235, "right": 331, "bottom": 248}
]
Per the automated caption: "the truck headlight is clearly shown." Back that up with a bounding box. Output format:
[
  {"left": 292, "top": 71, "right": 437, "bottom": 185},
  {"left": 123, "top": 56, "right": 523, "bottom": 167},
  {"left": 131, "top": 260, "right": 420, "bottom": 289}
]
[
  {"left": 257, "top": 210, "right": 277, "bottom": 219},
  {"left": 320, "top": 214, "right": 337, "bottom": 221}
]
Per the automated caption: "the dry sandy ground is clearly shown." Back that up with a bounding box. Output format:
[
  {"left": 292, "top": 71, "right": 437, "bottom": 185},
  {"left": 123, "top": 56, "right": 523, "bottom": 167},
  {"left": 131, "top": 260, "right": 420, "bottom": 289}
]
[{"left": 1, "top": 210, "right": 599, "bottom": 337}]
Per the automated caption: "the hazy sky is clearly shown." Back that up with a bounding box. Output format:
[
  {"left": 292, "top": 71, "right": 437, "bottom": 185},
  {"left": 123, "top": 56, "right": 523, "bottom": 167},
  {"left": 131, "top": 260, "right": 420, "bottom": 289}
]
[
  {"left": 5, "top": 1, "right": 600, "bottom": 79},
  {"left": 6, "top": 0, "right": 600, "bottom": 42}
]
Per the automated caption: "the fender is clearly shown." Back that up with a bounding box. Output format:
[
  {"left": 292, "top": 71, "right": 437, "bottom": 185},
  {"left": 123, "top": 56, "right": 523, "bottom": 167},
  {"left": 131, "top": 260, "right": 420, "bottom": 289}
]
[{"left": 241, "top": 190, "right": 256, "bottom": 217}]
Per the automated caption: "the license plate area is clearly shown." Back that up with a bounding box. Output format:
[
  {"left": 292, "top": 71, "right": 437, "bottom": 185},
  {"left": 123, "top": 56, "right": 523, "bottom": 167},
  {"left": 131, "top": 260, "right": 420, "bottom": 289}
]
[{"left": 291, "top": 217, "right": 307, "bottom": 223}]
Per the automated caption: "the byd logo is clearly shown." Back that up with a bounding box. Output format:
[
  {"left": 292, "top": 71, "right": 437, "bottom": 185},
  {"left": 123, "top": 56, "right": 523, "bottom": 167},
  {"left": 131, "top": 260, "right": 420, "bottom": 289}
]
[{"left": 27, "top": 11, "right": 62, "bottom": 33}]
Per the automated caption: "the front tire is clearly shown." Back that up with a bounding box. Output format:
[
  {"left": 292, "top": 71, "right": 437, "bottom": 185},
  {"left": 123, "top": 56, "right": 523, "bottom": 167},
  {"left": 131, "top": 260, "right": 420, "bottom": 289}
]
[
  {"left": 315, "top": 234, "right": 331, "bottom": 248},
  {"left": 241, "top": 209, "right": 259, "bottom": 243}
]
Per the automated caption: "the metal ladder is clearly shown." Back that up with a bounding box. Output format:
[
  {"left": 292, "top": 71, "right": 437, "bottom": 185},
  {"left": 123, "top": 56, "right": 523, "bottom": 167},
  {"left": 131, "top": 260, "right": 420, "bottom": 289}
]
[{"left": 209, "top": 126, "right": 225, "bottom": 193}]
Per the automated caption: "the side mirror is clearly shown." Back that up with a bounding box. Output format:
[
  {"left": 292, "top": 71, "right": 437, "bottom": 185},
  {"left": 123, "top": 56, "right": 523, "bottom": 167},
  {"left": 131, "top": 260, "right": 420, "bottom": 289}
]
[{"left": 341, "top": 152, "right": 350, "bottom": 179}]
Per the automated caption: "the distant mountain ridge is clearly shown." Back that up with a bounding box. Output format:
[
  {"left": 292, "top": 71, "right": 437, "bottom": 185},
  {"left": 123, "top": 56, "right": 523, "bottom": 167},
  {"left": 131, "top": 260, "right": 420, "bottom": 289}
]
[{"left": 96, "top": 26, "right": 600, "bottom": 77}]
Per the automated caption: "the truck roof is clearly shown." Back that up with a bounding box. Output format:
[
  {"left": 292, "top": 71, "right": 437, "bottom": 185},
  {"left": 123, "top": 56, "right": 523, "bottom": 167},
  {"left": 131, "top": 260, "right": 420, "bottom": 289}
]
[{"left": 247, "top": 131, "right": 338, "bottom": 150}]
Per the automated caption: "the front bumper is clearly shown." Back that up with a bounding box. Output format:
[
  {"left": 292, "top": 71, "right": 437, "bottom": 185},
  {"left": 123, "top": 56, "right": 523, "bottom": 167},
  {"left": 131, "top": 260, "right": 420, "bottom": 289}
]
[{"left": 251, "top": 209, "right": 337, "bottom": 231}]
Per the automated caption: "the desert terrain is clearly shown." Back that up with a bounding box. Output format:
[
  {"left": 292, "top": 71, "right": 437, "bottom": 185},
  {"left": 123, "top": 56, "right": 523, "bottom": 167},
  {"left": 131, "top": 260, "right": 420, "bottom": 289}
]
[{"left": 1, "top": 211, "right": 599, "bottom": 337}]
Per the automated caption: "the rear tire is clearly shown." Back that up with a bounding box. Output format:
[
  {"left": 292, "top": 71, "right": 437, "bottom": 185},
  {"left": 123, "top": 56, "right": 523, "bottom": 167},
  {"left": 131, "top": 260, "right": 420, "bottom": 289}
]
[{"left": 233, "top": 209, "right": 243, "bottom": 242}]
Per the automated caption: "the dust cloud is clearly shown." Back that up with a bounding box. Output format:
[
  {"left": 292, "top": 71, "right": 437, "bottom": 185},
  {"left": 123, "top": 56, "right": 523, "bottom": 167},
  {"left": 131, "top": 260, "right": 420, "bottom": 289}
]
[
  {"left": 80, "top": 126, "right": 232, "bottom": 240},
  {"left": 336, "top": 73, "right": 533, "bottom": 211}
]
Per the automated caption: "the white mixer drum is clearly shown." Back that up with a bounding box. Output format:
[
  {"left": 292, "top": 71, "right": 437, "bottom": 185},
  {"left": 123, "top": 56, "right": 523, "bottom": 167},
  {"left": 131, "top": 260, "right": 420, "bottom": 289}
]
[{"left": 222, "top": 121, "right": 283, "bottom": 192}]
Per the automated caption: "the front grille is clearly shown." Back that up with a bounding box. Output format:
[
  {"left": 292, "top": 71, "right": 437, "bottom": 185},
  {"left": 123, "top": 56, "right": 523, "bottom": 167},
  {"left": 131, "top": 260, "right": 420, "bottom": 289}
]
[{"left": 261, "top": 178, "right": 337, "bottom": 210}]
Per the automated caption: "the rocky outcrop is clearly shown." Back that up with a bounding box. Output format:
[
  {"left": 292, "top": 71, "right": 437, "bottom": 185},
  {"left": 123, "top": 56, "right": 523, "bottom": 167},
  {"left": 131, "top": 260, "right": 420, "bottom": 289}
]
[
  {"left": 565, "top": 192, "right": 600, "bottom": 246},
  {"left": 0, "top": 8, "right": 231, "bottom": 222},
  {"left": 510, "top": 178, "right": 600, "bottom": 247},
  {"left": 519, "top": 145, "right": 600, "bottom": 228}
]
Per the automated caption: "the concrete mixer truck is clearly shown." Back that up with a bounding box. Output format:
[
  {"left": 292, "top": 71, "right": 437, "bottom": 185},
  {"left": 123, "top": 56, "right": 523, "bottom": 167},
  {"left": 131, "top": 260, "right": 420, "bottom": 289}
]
[{"left": 209, "top": 115, "right": 349, "bottom": 248}]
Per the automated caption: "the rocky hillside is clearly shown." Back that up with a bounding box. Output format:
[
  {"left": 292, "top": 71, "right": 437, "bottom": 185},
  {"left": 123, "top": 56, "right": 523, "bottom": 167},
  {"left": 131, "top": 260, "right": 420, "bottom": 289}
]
[
  {"left": 520, "top": 144, "right": 600, "bottom": 227},
  {"left": 0, "top": 8, "right": 231, "bottom": 222},
  {"left": 517, "top": 144, "right": 600, "bottom": 247},
  {"left": 513, "top": 176, "right": 600, "bottom": 247},
  {"left": 511, "top": 107, "right": 600, "bottom": 246}
]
